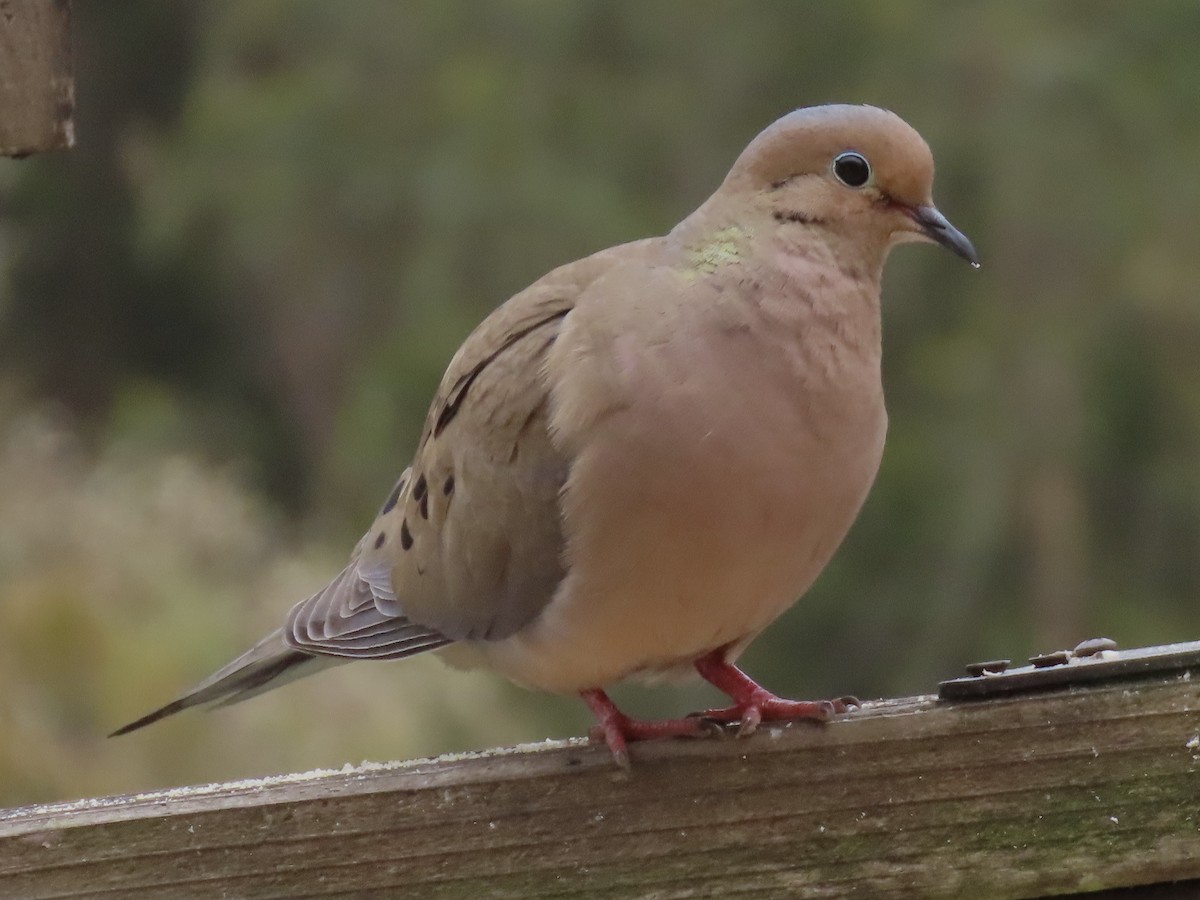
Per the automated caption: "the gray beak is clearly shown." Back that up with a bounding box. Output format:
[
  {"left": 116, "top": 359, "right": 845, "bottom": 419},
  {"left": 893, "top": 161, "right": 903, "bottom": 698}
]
[{"left": 912, "top": 205, "right": 980, "bottom": 267}]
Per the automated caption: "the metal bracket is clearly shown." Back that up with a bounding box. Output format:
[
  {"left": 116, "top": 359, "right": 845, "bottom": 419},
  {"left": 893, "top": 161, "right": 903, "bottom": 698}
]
[{"left": 938, "top": 638, "right": 1200, "bottom": 701}]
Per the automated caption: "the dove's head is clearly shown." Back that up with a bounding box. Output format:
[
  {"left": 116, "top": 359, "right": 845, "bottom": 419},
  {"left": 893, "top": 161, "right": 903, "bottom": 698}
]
[{"left": 721, "top": 104, "right": 978, "bottom": 267}]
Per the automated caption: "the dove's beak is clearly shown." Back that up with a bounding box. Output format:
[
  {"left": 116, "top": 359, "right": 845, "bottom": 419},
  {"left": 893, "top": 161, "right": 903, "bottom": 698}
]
[{"left": 908, "top": 205, "right": 980, "bottom": 267}]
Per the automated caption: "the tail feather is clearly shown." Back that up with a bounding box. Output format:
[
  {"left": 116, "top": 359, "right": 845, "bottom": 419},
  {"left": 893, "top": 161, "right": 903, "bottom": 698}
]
[{"left": 109, "top": 629, "right": 341, "bottom": 737}]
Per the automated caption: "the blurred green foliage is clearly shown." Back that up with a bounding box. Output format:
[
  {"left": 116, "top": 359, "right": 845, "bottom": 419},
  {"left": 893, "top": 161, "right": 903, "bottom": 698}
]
[{"left": 1, "top": 1, "right": 1199, "bottom": 805}]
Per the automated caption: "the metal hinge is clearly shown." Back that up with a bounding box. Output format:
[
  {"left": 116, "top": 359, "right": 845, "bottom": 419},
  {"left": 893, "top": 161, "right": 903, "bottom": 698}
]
[{"left": 938, "top": 637, "right": 1200, "bottom": 700}]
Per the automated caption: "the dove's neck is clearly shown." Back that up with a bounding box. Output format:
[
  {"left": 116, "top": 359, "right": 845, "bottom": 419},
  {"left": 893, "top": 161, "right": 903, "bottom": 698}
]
[{"left": 671, "top": 204, "right": 886, "bottom": 362}]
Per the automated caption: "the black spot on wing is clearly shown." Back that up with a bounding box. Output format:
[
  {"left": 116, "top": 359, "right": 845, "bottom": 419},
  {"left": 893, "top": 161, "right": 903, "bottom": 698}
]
[
  {"left": 380, "top": 476, "right": 407, "bottom": 515},
  {"left": 509, "top": 396, "right": 547, "bottom": 464},
  {"left": 433, "top": 309, "right": 569, "bottom": 438},
  {"left": 400, "top": 519, "right": 413, "bottom": 550},
  {"left": 414, "top": 474, "right": 429, "bottom": 519}
]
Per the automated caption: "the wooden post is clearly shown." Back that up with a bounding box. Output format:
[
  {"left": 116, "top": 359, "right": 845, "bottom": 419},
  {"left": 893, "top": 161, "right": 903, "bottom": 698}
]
[
  {"left": 0, "top": 0, "right": 73, "bottom": 157},
  {"left": 3, "top": 669, "right": 1200, "bottom": 898}
]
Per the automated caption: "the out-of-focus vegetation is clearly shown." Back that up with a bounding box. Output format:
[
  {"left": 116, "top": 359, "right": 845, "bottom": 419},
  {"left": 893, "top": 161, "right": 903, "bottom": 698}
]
[{"left": 1, "top": 2, "right": 1199, "bottom": 806}]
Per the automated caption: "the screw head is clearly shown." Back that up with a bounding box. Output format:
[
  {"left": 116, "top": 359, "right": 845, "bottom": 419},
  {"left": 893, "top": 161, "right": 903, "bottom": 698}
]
[
  {"left": 1030, "top": 650, "right": 1073, "bottom": 668},
  {"left": 1073, "top": 637, "right": 1118, "bottom": 658},
  {"left": 965, "top": 659, "right": 1011, "bottom": 677}
]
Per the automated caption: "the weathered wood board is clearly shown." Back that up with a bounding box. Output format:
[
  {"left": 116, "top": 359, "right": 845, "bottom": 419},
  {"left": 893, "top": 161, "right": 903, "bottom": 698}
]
[
  {"left": 0, "top": 0, "right": 73, "bottom": 156},
  {"left": 3, "top": 670, "right": 1200, "bottom": 898}
]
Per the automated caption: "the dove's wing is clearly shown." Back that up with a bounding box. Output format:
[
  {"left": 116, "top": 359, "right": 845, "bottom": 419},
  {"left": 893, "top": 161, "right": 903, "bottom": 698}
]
[
  {"left": 282, "top": 238, "right": 658, "bottom": 655},
  {"left": 111, "top": 240, "right": 655, "bottom": 733}
]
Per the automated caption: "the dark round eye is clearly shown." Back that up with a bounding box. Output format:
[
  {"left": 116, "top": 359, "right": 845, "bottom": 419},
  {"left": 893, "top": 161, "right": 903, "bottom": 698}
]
[{"left": 832, "top": 151, "right": 871, "bottom": 188}]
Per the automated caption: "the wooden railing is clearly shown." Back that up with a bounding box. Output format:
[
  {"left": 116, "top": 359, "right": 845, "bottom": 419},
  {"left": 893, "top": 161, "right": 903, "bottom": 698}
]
[
  {"left": 3, "top": 658, "right": 1200, "bottom": 898},
  {"left": 0, "top": 0, "right": 74, "bottom": 158}
]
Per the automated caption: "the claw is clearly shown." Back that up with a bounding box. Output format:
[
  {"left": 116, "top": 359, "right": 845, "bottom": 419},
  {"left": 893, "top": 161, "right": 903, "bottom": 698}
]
[
  {"left": 737, "top": 704, "right": 762, "bottom": 737},
  {"left": 696, "top": 717, "right": 732, "bottom": 739}
]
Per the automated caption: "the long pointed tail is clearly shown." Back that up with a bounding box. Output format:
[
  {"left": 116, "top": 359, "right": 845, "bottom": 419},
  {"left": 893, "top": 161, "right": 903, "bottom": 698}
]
[{"left": 110, "top": 629, "right": 340, "bottom": 736}]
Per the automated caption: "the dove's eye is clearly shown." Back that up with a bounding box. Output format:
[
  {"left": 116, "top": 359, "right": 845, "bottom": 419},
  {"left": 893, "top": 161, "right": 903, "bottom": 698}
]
[{"left": 832, "top": 152, "right": 871, "bottom": 188}]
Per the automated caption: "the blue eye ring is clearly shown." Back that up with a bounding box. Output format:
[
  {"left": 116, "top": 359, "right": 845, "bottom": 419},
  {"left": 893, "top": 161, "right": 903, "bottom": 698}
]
[{"left": 832, "top": 151, "right": 871, "bottom": 188}]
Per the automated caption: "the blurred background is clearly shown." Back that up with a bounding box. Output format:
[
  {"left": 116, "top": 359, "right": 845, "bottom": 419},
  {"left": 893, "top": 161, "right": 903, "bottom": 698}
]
[{"left": 1, "top": 1, "right": 1199, "bottom": 807}]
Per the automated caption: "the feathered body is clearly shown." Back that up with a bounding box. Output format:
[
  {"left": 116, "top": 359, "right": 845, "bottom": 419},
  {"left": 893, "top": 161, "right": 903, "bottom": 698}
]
[{"left": 113, "top": 105, "right": 976, "bottom": 758}]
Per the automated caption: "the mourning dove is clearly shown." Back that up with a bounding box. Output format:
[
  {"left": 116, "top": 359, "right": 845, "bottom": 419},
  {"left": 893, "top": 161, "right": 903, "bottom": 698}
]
[{"left": 113, "top": 104, "right": 977, "bottom": 767}]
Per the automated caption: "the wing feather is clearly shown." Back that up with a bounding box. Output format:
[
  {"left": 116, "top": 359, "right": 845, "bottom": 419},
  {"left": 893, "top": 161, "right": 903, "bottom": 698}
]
[{"left": 280, "top": 240, "right": 657, "bottom": 657}]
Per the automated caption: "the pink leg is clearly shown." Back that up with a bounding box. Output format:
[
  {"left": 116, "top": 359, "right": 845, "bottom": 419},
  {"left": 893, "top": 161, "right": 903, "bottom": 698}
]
[
  {"left": 694, "top": 647, "right": 858, "bottom": 736},
  {"left": 580, "top": 688, "right": 713, "bottom": 770}
]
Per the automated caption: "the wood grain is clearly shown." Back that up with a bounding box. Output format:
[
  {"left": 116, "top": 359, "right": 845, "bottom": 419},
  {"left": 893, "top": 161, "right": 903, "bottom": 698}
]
[
  {"left": 3, "top": 672, "right": 1200, "bottom": 898},
  {"left": 0, "top": 0, "right": 73, "bottom": 156}
]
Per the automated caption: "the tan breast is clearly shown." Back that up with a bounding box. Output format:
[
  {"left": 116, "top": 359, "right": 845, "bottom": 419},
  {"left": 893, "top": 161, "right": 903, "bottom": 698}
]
[{"left": 469, "top": 261, "right": 888, "bottom": 694}]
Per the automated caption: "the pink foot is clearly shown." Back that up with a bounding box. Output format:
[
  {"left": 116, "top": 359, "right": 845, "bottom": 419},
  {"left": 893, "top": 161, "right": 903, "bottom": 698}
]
[
  {"left": 693, "top": 647, "right": 859, "bottom": 737},
  {"left": 581, "top": 688, "right": 715, "bottom": 769}
]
